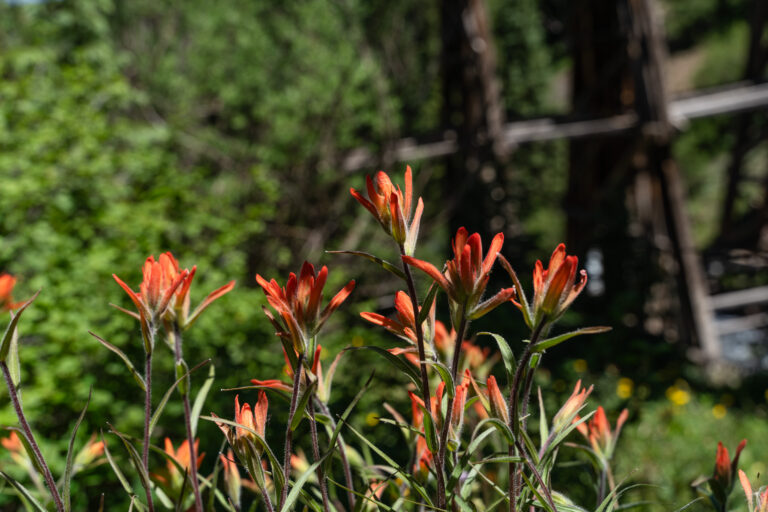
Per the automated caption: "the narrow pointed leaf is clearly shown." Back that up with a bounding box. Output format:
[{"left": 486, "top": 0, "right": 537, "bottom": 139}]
[
  {"left": 416, "top": 282, "right": 439, "bottom": 325},
  {"left": 149, "top": 359, "right": 211, "bottom": 436},
  {"left": 6, "top": 427, "right": 44, "bottom": 476},
  {"left": 423, "top": 360, "right": 454, "bottom": 397},
  {"left": 475, "top": 418, "right": 515, "bottom": 445},
  {"left": 290, "top": 379, "right": 317, "bottom": 431},
  {"left": 89, "top": 332, "right": 145, "bottom": 391},
  {"left": 7, "top": 323, "right": 20, "bottom": 387},
  {"left": 101, "top": 431, "right": 135, "bottom": 496},
  {"left": 0, "top": 471, "right": 47, "bottom": 512},
  {"left": 326, "top": 250, "right": 406, "bottom": 280},
  {"left": 477, "top": 332, "right": 516, "bottom": 381},
  {"left": 534, "top": 326, "right": 612, "bottom": 352},
  {"left": 191, "top": 364, "right": 215, "bottom": 436},
  {"left": 63, "top": 388, "right": 92, "bottom": 511},
  {"left": 108, "top": 425, "right": 151, "bottom": 493},
  {"left": 280, "top": 457, "right": 325, "bottom": 512},
  {"left": 0, "top": 291, "right": 39, "bottom": 362},
  {"left": 322, "top": 373, "right": 374, "bottom": 475},
  {"left": 345, "top": 346, "right": 421, "bottom": 390}
]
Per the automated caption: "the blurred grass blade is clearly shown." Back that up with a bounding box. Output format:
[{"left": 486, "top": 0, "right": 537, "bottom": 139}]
[
  {"left": 63, "top": 388, "right": 92, "bottom": 512},
  {"left": 0, "top": 471, "right": 47, "bottom": 512},
  {"left": 100, "top": 430, "right": 134, "bottom": 495},
  {"left": 191, "top": 363, "right": 215, "bottom": 436},
  {"left": 89, "top": 331, "right": 146, "bottom": 391},
  {"left": 326, "top": 250, "right": 406, "bottom": 280},
  {"left": 323, "top": 373, "right": 373, "bottom": 475}
]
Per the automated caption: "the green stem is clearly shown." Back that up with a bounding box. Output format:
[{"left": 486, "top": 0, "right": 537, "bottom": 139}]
[{"left": 279, "top": 353, "right": 304, "bottom": 510}]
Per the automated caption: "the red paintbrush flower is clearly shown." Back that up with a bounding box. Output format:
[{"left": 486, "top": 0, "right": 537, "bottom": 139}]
[
  {"left": 0, "top": 274, "right": 21, "bottom": 312},
  {"left": 403, "top": 227, "right": 514, "bottom": 319},
  {"left": 350, "top": 166, "right": 425, "bottom": 254},
  {"left": 552, "top": 380, "right": 593, "bottom": 431},
  {"left": 739, "top": 469, "right": 768, "bottom": 512},
  {"left": 525, "top": 244, "right": 587, "bottom": 329},
  {"left": 712, "top": 440, "right": 747, "bottom": 494},
  {"left": 575, "top": 406, "right": 628, "bottom": 460},
  {"left": 256, "top": 262, "right": 354, "bottom": 356}
]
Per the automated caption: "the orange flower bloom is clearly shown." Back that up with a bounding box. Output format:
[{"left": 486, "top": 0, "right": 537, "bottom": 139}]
[
  {"left": 552, "top": 380, "right": 593, "bottom": 431},
  {"left": 256, "top": 262, "right": 354, "bottom": 355},
  {"left": 151, "top": 438, "right": 205, "bottom": 494},
  {"left": 350, "top": 166, "right": 424, "bottom": 254},
  {"left": 0, "top": 274, "right": 21, "bottom": 311},
  {"left": 403, "top": 227, "right": 514, "bottom": 319},
  {"left": 485, "top": 375, "right": 509, "bottom": 424},
  {"left": 74, "top": 434, "right": 105, "bottom": 467},
  {"left": 361, "top": 291, "right": 424, "bottom": 345},
  {"left": 712, "top": 440, "right": 746, "bottom": 494},
  {"left": 739, "top": 469, "right": 768, "bottom": 512},
  {"left": 528, "top": 244, "right": 587, "bottom": 327},
  {"left": 113, "top": 254, "right": 189, "bottom": 321},
  {"left": 575, "top": 406, "right": 628, "bottom": 460},
  {"left": 1, "top": 431, "right": 27, "bottom": 466}
]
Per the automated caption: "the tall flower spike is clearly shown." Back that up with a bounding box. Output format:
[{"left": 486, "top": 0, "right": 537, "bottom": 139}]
[
  {"left": 403, "top": 227, "right": 515, "bottom": 319},
  {"left": 711, "top": 439, "right": 747, "bottom": 501},
  {"left": 575, "top": 406, "right": 628, "bottom": 461},
  {"left": 529, "top": 244, "right": 587, "bottom": 328},
  {"left": 152, "top": 252, "right": 236, "bottom": 330},
  {"left": 256, "top": 262, "right": 354, "bottom": 357},
  {"left": 113, "top": 254, "right": 190, "bottom": 322},
  {"left": 350, "top": 165, "right": 425, "bottom": 255},
  {"left": 0, "top": 274, "right": 21, "bottom": 311}
]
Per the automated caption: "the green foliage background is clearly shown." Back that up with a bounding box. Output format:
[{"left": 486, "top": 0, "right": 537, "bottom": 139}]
[{"left": 1, "top": 0, "right": 767, "bottom": 509}]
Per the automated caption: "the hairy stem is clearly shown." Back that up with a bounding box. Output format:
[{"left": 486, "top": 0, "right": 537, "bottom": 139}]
[
  {"left": 1, "top": 361, "right": 65, "bottom": 512},
  {"left": 436, "top": 305, "right": 469, "bottom": 510},
  {"left": 399, "top": 244, "right": 433, "bottom": 414},
  {"left": 143, "top": 349, "right": 156, "bottom": 512},
  {"left": 307, "top": 398, "right": 331, "bottom": 512},
  {"left": 507, "top": 322, "right": 544, "bottom": 512},
  {"left": 279, "top": 353, "right": 304, "bottom": 510},
  {"left": 172, "top": 326, "right": 203, "bottom": 512},
  {"left": 318, "top": 400, "right": 356, "bottom": 510}
]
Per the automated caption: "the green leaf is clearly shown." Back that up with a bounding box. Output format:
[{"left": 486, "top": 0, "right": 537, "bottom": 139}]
[
  {"left": 534, "top": 326, "right": 612, "bottom": 352},
  {"left": 418, "top": 403, "right": 438, "bottom": 453},
  {"left": 280, "top": 457, "right": 325, "bottom": 512},
  {"left": 342, "top": 421, "right": 434, "bottom": 507},
  {"left": 538, "top": 388, "right": 548, "bottom": 447},
  {"left": 477, "top": 332, "right": 516, "bottom": 381},
  {"left": 498, "top": 255, "right": 532, "bottom": 329},
  {"left": 0, "top": 471, "right": 47, "bottom": 512},
  {"left": 89, "top": 331, "right": 146, "bottom": 391},
  {"left": 6, "top": 322, "right": 20, "bottom": 388},
  {"left": 520, "top": 472, "right": 556, "bottom": 512},
  {"left": 326, "top": 250, "right": 406, "bottom": 280},
  {"left": 0, "top": 291, "right": 39, "bottom": 362},
  {"left": 290, "top": 379, "right": 317, "bottom": 431},
  {"left": 345, "top": 346, "right": 421, "bottom": 390},
  {"left": 63, "top": 388, "right": 92, "bottom": 512},
  {"left": 149, "top": 359, "right": 211, "bottom": 436},
  {"left": 416, "top": 282, "right": 439, "bottom": 325},
  {"left": 191, "top": 363, "right": 215, "bottom": 436},
  {"left": 471, "top": 455, "right": 525, "bottom": 464},
  {"left": 6, "top": 427, "right": 44, "bottom": 476},
  {"left": 108, "top": 425, "right": 151, "bottom": 494},
  {"left": 322, "top": 373, "right": 373, "bottom": 475},
  {"left": 424, "top": 360, "right": 454, "bottom": 397},
  {"left": 476, "top": 418, "right": 515, "bottom": 445},
  {"left": 101, "top": 431, "right": 135, "bottom": 497}
]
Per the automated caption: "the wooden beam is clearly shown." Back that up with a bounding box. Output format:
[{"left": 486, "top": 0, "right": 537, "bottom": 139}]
[
  {"left": 710, "top": 285, "right": 768, "bottom": 310},
  {"left": 342, "top": 82, "right": 768, "bottom": 171}
]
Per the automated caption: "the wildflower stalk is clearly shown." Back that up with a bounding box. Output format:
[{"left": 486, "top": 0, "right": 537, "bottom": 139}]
[
  {"left": 172, "top": 325, "right": 203, "bottom": 512},
  {"left": 143, "top": 348, "right": 156, "bottom": 512},
  {"left": 317, "top": 400, "right": 356, "bottom": 509},
  {"left": 307, "top": 394, "right": 331, "bottom": 512},
  {"left": 1, "top": 360, "right": 65, "bottom": 512},
  {"left": 280, "top": 353, "right": 304, "bottom": 510},
  {"left": 398, "top": 243, "right": 432, "bottom": 414},
  {"left": 507, "top": 322, "right": 545, "bottom": 512},
  {"left": 436, "top": 303, "right": 469, "bottom": 509}
]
